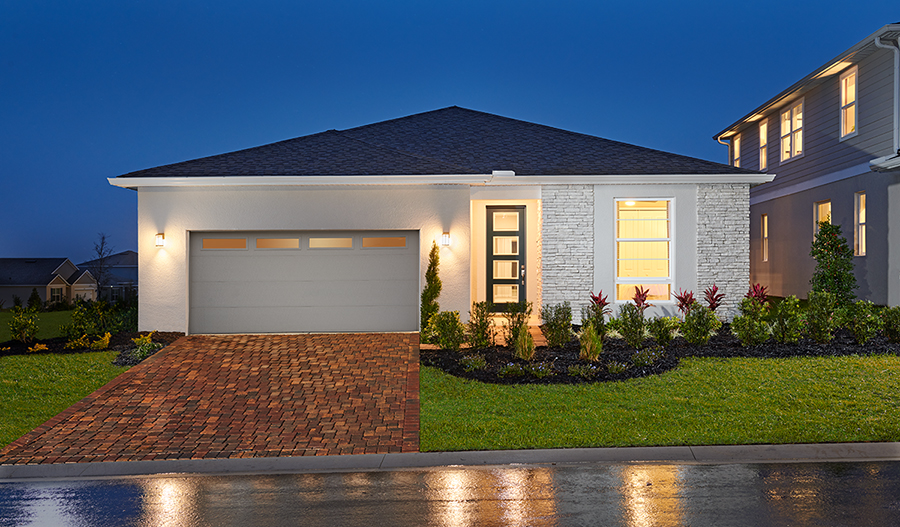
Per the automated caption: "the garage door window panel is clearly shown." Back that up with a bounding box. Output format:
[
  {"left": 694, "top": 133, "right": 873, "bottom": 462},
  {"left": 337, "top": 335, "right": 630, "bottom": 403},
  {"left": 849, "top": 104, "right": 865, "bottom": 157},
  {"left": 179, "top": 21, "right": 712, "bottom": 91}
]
[
  {"left": 256, "top": 238, "right": 300, "bottom": 249},
  {"left": 309, "top": 237, "right": 353, "bottom": 249},
  {"left": 362, "top": 237, "right": 407, "bottom": 248},
  {"left": 202, "top": 238, "right": 247, "bottom": 250}
]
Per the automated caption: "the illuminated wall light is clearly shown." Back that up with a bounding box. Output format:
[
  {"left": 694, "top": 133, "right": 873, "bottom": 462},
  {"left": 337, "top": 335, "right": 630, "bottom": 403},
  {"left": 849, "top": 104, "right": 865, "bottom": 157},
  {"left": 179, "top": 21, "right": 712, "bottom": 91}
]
[
  {"left": 155, "top": 233, "right": 165, "bottom": 247},
  {"left": 441, "top": 232, "right": 451, "bottom": 247}
]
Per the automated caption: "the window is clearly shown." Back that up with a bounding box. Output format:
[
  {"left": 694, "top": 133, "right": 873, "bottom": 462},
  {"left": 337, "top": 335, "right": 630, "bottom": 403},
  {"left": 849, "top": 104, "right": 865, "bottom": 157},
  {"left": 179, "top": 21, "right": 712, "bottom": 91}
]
[
  {"left": 50, "top": 287, "right": 63, "bottom": 302},
  {"left": 855, "top": 192, "right": 866, "bottom": 256},
  {"left": 362, "top": 237, "right": 406, "bottom": 248},
  {"left": 759, "top": 119, "right": 768, "bottom": 170},
  {"left": 309, "top": 237, "right": 352, "bottom": 249},
  {"left": 202, "top": 238, "right": 247, "bottom": 249},
  {"left": 257, "top": 238, "right": 300, "bottom": 249},
  {"left": 781, "top": 99, "right": 804, "bottom": 161},
  {"left": 814, "top": 200, "right": 831, "bottom": 236},
  {"left": 840, "top": 66, "right": 858, "bottom": 139},
  {"left": 615, "top": 199, "right": 671, "bottom": 302},
  {"left": 732, "top": 134, "right": 741, "bottom": 167},
  {"left": 761, "top": 214, "right": 768, "bottom": 262}
]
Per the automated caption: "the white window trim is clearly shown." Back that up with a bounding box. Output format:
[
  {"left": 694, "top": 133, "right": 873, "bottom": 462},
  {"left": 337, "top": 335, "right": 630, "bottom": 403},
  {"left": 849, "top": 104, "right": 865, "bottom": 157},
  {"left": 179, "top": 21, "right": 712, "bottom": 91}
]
[
  {"left": 840, "top": 66, "right": 859, "bottom": 141},
  {"left": 813, "top": 199, "right": 831, "bottom": 238},
  {"left": 780, "top": 99, "right": 805, "bottom": 164},
  {"left": 759, "top": 119, "right": 768, "bottom": 171},
  {"left": 613, "top": 197, "right": 675, "bottom": 304},
  {"left": 732, "top": 134, "right": 741, "bottom": 168},
  {"left": 761, "top": 214, "right": 768, "bottom": 262},
  {"left": 854, "top": 191, "right": 866, "bottom": 256}
]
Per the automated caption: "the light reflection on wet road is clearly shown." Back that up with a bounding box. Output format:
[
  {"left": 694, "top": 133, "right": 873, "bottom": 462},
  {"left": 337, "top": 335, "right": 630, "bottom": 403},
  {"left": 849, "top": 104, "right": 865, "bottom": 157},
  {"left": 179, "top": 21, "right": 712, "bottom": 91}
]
[{"left": 3, "top": 461, "right": 900, "bottom": 526}]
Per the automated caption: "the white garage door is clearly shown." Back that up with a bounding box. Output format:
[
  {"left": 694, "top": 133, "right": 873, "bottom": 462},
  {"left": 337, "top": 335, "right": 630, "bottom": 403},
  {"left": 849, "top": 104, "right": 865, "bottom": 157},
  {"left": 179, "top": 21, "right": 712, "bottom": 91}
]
[{"left": 189, "top": 230, "right": 419, "bottom": 334}]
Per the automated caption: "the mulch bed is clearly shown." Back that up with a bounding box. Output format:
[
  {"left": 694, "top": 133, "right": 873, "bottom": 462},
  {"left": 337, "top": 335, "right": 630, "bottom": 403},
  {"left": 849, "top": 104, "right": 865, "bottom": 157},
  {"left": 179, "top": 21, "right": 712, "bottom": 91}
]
[
  {"left": 0, "top": 331, "right": 185, "bottom": 365},
  {"left": 421, "top": 324, "right": 900, "bottom": 385}
]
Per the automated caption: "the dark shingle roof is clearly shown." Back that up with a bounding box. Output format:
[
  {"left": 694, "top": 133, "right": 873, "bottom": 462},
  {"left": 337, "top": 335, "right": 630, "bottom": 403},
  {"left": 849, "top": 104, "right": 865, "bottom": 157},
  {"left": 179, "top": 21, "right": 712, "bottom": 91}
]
[
  {"left": 0, "top": 258, "right": 71, "bottom": 286},
  {"left": 77, "top": 250, "right": 138, "bottom": 269},
  {"left": 119, "top": 106, "right": 757, "bottom": 178}
]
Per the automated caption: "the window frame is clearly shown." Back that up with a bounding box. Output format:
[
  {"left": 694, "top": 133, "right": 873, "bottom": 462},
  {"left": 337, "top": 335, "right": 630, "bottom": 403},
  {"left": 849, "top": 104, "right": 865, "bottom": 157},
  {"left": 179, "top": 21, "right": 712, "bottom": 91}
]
[
  {"left": 732, "top": 134, "right": 741, "bottom": 167},
  {"left": 780, "top": 99, "right": 804, "bottom": 163},
  {"left": 840, "top": 66, "right": 858, "bottom": 141},
  {"left": 813, "top": 200, "right": 832, "bottom": 237},
  {"left": 758, "top": 119, "right": 768, "bottom": 170},
  {"left": 854, "top": 191, "right": 866, "bottom": 256},
  {"left": 614, "top": 198, "right": 674, "bottom": 303},
  {"left": 50, "top": 287, "right": 63, "bottom": 303},
  {"left": 761, "top": 214, "right": 768, "bottom": 262}
]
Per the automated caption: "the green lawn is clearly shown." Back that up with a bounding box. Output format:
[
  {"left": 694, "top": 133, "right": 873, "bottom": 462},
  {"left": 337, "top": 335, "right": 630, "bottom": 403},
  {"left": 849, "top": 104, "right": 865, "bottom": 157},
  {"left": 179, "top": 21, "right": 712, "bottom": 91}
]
[
  {"left": 0, "top": 351, "right": 127, "bottom": 447},
  {"left": 0, "top": 310, "right": 73, "bottom": 343},
  {"left": 420, "top": 355, "right": 900, "bottom": 451}
]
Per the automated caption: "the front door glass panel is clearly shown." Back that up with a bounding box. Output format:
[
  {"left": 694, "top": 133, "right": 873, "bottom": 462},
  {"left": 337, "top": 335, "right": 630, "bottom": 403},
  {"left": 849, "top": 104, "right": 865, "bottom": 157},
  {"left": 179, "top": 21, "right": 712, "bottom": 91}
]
[{"left": 487, "top": 206, "right": 525, "bottom": 311}]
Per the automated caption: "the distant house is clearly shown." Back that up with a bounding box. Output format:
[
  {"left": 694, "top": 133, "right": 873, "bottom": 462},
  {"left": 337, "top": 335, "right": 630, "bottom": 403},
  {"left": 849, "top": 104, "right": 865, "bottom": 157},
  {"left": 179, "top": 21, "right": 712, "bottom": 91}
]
[
  {"left": 714, "top": 24, "right": 900, "bottom": 306},
  {"left": 0, "top": 258, "right": 97, "bottom": 307},
  {"left": 78, "top": 250, "right": 138, "bottom": 301}
]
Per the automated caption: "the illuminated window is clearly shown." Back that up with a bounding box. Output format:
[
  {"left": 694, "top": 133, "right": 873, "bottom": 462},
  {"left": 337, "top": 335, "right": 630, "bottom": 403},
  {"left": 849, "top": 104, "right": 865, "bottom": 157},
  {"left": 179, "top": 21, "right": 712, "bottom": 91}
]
[
  {"left": 780, "top": 99, "right": 804, "bottom": 161},
  {"left": 50, "top": 287, "right": 63, "bottom": 302},
  {"left": 759, "top": 119, "right": 768, "bottom": 170},
  {"left": 362, "top": 237, "right": 406, "bottom": 248},
  {"left": 732, "top": 134, "right": 741, "bottom": 167},
  {"left": 841, "top": 66, "right": 858, "bottom": 139},
  {"left": 615, "top": 200, "right": 671, "bottom": 301},
  {"left": 814, "top": 200, "right": 831, "bottom": 236},
  {"left": 855, "top": 192, "right": 866, "bottom": 256},
  {"left": 202, "top": 238, "right": 247, "bottom": 249},
  {"left": 309, "top": 237, "right": 352, "bottom": 249},
  {"left": 761, "top": 214, "right": 768, "bottom": 262},
  {"left": 256, "top": 238, "right": 300, "bottom": 249}
]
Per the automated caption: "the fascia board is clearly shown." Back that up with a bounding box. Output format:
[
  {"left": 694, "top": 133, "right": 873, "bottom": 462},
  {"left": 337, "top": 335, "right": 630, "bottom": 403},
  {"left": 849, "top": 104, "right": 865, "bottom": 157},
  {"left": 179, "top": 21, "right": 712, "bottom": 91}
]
[{"left": 487, "top": 174, "right": 775, "bottom": 185}]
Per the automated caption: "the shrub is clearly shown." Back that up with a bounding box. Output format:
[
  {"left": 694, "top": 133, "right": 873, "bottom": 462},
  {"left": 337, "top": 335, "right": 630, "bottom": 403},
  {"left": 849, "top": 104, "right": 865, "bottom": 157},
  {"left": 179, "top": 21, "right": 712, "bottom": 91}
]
[
  {"left": 745, "top": 283, "right": 769, "bottom": 306},
  {"left": 425, "top": 311, "right": 466, "bottom": 352},
  {"left": 12, "top": 295, "right": 22, "bottom": 308},
  {"left": 617, "top": 303, "right": 646, "bottom": 349},
  {"left": 467, "top": 301, "right": 495, "bottom": 349},
  {"left": 632, "top": 286, "right": 653, "bottom": 314},
  {"left": 514, "top": 324, "right": 536, "bottom": 361},
  {"left": 581, "top": 291, "right": 611, "bottom": 338},
  {"left": 633, "top": 347, "right": 664, "bottom": 367},
  {"left": 90, "top": 332, "right": 111, "bottom": 351},
  {"left": 681, "top": 304, "right": 721, "bottom": 345},
  {"left": 578, "top": 321, "right": 603, "bottom": 362},
  {"left": 497, "top": 363, "right": 526, "bottom": 378},
  {"left": 420, "top": 242, "right": 442, "bottom": 341},
  {"left": 810, "top": 220, "right": 857, "bottom": 305},
  {"left": 605, "top": 316, "right": 622, "bottom": 335},
  {"left": 731, "top": 298, "right": 771, "bottom": 346},
  {"left": 27, "top": 343, "right": 48, "bottom": 353},
  {"left": 607, "top": 361, "right": 629, "bottom": 374},
  {"left": 9, "top": 306, "right": 39, "bottom": 344},
  {"left": 648, "top": 316, "right": 679, "bottom": 348},
  {"left": 805, "top": 290, "right": 838, "bottom": 344},
  {"left": 460, "top": 354, "right": 487, "bottom": 372},
  {"left": 882, "top": 306, "right": 900, "bottom": 343},
  {"left": 64, "top": 334, "right": 93, "bottom": 350},
  {"left": 704, "top": 284, "right": 725, "bottom": 313},
  {"left": 568, "top": 363, "right": 598, "bottom": 379},
  {"left": 523, "top": 362, "right": 553, "bottom": 378},
  {"left": 503, "top": 301, "right": 533, "bottom": 350},
  {"left": 27, "top": 288, "right": 42, "bottom": 312},
  {"left": 848, "top": 300, "right": 882, "bottom": 345},
  {"left": 770, "top": 296, "right": 803, "bottom": 344},
  {"left": 540, "top": 301, "right": 572, "bottom": 348},
  {"left": 60, "top": 300, "right": 122, "bottom": 340},
  {"left": 672, "top": 289, "right": 695, "bottom": 316},
  {"left": 132, "top": 331, "right": 156, "bottom": 347}
]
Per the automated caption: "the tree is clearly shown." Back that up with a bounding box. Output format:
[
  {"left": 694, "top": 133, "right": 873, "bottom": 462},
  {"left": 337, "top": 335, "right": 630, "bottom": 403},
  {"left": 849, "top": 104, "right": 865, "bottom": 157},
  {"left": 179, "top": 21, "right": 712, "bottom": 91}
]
[
  {"left": 420, "top": 241, "right": 441, "bottom": 338},
  {"left": 810, "top": 220, "right": 857, "bottom": 305},
  {"left": 88, "top": 233, "right": 115, "bottom": 301}
]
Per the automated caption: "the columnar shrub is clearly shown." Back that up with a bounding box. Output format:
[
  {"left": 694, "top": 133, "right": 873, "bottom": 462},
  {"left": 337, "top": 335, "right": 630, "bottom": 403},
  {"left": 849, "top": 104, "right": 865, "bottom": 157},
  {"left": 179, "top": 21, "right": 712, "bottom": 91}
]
[
  {"left": 881, "top": 306, "right": 900, "bottom": 343},
  {"left": 419, "top": 241, "right": 442, "bottom": 341},
  {"left": 540, "top": 301, "right": 572, "bottom": 348},
  {"left": 425, "top": 311, "right": 466, "bottom": 352},
  {"left": 514, "top": 324, "right": 536, "bottom": 361},
  {"left": 648, "top": 316, "right": 679, "bottom": 348},
  {"left": 581, "top": 291, "right": 611, "bottom": 338},
  {"left": 578, "top": 321, "right": 603, "bottom": 362},
  {"left": 848, "top": 300, "right": 882, "bottom": 345},
  {"left": 9, "top": 306, "right": 39, "bottom": 344},
  {"left": 805, "top": 290, "right": 838, "bottom": 344},
  {"left": 810, "top": 221, "right": 857, "bottom": 305},
  {"left": 27, "top": 288, "right": 43, "bottom": 311},
  {"left": 503, "top": 301, "right": 532, "bottom": 349},
  {"left": 770, "top": 296, "right": 803, "bottom": 344},
  {"left": 617, "top": 303, "right": 646, "bottom": 350},
  {"left": 467, "top": 301, "right": 495, "bottom": 349},
  {"left": 731, "top": 298, "right": 771, "bottom": 347},
  {"left": 681, "top": 304, "right": 721, "bottom": 345}
]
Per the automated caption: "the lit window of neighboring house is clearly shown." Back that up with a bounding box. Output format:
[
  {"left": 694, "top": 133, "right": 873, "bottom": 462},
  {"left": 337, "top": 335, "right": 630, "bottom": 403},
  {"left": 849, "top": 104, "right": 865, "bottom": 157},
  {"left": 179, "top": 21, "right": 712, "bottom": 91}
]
[
  {"left": 761, "top": 214, "right": 768, "bottom": 262},
  {"left": 732, "top": 134, "right": 741, "bottom": 167},
  {"left": 759, "top": 119, "right": 768, "bottom": 170},
  {"left": 855, "top": 192, "right": 866, "bottom": 256},
  {"left": 840, "top": 66, "right": 858, "bottom": 139},
  {"left": 50, "top": 287, "right": 63, "bottom": 302},
  {"left": 615, "top": 199, "right": 672, "bottom": 302},
  {"left": 814, "top": 200, "right": 831, "bottom": 236},
  {"left": 781, "top": 99, "right": 804, "bottom": 161}
]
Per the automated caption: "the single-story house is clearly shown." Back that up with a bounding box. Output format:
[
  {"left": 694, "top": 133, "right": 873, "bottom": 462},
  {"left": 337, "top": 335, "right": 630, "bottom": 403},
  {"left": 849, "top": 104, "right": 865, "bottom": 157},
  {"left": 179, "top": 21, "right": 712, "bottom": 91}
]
[
  {"left": 78, "top": 250, "right": 138, "bottom": 302},
  {"left": 0, "top": 258, "right": 97, "bottom": 307},
  {"left": 109, "top": 107, "right": 772, "bottom": 334}
]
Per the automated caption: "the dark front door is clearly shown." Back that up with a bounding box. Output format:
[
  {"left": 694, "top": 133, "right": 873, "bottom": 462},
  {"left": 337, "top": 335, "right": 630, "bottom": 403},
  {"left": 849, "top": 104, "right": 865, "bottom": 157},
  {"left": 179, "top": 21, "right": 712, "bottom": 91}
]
[{"left": 486, "top": 206, "right": 526, "bottom": 311}]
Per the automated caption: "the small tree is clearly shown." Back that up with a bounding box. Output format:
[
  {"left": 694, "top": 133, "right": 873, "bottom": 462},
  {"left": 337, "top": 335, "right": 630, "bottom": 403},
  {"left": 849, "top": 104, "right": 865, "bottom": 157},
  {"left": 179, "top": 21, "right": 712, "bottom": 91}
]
[
  {"left": 27, "top": 288, "right": 43, "bottom": 311},
  {"left": 88, "top": 233, "right": 115, "bottom": 301},
  {"left": 420, "top": 241, "right": 441, "bottom": 339},
  {"left": 810, "top": 221, "right": 857, "bottom": 305}
]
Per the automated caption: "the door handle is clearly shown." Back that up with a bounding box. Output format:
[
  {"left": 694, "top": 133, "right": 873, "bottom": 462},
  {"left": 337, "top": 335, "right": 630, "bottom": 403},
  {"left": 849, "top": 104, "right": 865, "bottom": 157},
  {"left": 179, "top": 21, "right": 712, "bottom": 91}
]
[{"left": 520, "top": 264, "right": 526, "bottom": 283}]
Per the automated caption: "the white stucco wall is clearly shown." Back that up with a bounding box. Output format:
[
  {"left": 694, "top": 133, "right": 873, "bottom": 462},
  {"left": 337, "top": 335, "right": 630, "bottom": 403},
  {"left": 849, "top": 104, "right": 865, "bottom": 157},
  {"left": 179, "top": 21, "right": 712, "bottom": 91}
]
[{"left": 137, "top": 185, "right": 471, "bottom": 333}]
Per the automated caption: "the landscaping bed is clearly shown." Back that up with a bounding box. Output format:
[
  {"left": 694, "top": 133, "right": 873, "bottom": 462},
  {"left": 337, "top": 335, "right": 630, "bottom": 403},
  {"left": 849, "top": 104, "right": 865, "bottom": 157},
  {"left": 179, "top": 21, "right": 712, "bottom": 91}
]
[
  {"left": 0, "top": 331, "right": 184, "bottom": 365},
  {"left": 420, "top": 324, "right": 900, "bottom": 385}
]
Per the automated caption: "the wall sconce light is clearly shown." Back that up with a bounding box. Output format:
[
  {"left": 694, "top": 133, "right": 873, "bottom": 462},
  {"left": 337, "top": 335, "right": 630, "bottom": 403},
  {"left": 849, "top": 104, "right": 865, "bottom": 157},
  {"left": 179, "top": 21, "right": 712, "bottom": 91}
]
[
  {"left": 441, "top": 232, "right": 451, "bottom": 247},
  {"left": 155, "top": 233, "right": 165, "bottom": 247}
]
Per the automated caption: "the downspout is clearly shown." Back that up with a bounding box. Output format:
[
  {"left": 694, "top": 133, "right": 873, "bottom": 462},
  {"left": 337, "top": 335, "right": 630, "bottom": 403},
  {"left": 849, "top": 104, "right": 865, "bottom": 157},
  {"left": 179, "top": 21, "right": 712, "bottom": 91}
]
[
  {"left": 717, "top": 135, "right": 732, "bottom": 164},
  {"left": 875, "top": 36, "right": 900, "bottom": 154}
]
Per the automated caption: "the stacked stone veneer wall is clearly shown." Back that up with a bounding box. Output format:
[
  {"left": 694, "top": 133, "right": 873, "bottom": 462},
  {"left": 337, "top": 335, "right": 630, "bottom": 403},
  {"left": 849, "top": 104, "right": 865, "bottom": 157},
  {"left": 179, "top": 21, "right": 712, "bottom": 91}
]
[
  {"left": 697, "top": 183, "right": 750, "bottom": 321},
  {"left": 541, "top": 185, "right": 594, "bottom": 315}
]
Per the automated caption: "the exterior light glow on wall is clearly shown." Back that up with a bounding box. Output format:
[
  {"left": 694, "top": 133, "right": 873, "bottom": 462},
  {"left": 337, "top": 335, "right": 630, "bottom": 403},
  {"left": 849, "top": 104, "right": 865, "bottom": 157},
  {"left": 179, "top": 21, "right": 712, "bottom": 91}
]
[
  {"left": 625, "top": 201, "right": 636, "bottom": 206},
  {"left": 155, "top": 233, "right": 165, "bottom": 247},
  {"left": 441, "top": 232, "right": 451, "bottom": 247}
]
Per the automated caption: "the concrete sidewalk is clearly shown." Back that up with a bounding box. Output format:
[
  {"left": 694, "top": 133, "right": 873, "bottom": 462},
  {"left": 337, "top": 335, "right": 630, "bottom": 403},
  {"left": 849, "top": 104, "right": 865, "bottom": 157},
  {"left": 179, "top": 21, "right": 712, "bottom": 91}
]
[{"left": 3, "top": 442, "right": 899, "bottom": 481}]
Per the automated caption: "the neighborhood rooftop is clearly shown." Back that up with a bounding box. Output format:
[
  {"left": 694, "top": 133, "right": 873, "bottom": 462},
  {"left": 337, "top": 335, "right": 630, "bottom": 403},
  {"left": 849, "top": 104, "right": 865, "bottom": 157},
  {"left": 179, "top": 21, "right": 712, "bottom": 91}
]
[
  {"left": 0, "top": 258, "right": 81, "bottom": 286},
  {"left": 119, "top": 106, "right": 758, "bottom": 178}
]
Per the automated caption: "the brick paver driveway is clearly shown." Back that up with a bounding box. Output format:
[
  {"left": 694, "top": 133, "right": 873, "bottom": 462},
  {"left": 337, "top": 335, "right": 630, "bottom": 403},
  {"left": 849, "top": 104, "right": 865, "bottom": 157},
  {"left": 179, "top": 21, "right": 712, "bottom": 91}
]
[{"left": 0, "top": 333, "right": 419, "bottom": 465}]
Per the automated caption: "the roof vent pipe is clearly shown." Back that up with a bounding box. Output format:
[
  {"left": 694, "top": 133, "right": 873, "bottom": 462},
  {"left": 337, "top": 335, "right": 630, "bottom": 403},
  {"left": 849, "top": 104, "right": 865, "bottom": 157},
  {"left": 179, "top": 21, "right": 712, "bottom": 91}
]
[{"left": 874, "top": 36, "right": 900, "bottom": 154}]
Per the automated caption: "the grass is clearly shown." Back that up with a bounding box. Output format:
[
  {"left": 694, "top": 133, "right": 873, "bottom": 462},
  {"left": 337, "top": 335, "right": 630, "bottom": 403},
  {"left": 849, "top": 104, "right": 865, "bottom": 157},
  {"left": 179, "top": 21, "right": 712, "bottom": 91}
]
[
  {"left": 0, "top": 310, "right": 73, "bottom": 342},
  {"left": 0, "top": 351, "right": 127, "bottom": 448},
  {"left": 420, "top": 355, "right": 900, "bottom": 451}
]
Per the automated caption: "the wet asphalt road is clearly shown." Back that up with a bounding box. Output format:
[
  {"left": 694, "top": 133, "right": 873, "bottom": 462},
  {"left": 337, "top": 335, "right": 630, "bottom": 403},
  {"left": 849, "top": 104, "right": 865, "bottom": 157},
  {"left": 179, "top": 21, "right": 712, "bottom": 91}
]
[{"left": 3, "top": 461, "right": 900, "bottom": 526}]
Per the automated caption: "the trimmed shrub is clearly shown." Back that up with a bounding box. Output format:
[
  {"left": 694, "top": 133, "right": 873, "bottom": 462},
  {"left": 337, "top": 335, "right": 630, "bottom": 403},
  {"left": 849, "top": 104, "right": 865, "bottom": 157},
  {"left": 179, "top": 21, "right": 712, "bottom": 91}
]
[
  {"left": 514, "top": 324, "right": 536, "bottom": 361},
  {"left": 617, "top": 302, "right": 646, "bottom": 350},
  {"left": 9, "top": 306, "right": 39, "bottom": 344},
  {"left": 648, "top": 316, "right": 679, "bottom": 348},
  {"left": 770, "top": 296, "right": 803, "bottom": 344},
  {"left": 883, "top": 306, "right": 900, "bottom": 343},
  {"left": 578, "top": 321, "right": 603, "bottom": 362},
  {"left": 467, "top": 301, "right": 495, "bottom": 349},
  {"left": 540, "top": 301, "right": 572, "bottom": 348},
  {"left": 810, "top": 220, "right": 857, "bottom": 305},
  {"left": 731, "top": 297, "right": 770, "bottom": 346},
  {"left": 848, "top": 300, "right": 882, "bottom": 345},
  {"left": 425, "top": 311, "right": 466, "bottom": 352},
  {"left": 681, "top": 304, "right": 721, "bottom": 345},
  {"left": 503, "top": 301, "right": 533, "bottom": 350},
  {"left": 805, "top": 290, "right": 838, "bottom": 344},
  {"left": 27, "top": 288, "right": 42, "bottom": 312},
  {"left": 420, "top": 242, "right": 442, "bottom": 341}
]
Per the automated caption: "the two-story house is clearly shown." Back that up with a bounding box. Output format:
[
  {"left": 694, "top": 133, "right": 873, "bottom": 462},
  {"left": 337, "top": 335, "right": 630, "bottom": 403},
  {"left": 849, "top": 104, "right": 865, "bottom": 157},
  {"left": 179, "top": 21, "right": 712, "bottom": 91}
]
[{"left": 715, "top": 23, "right": 900, "bottom": 307}]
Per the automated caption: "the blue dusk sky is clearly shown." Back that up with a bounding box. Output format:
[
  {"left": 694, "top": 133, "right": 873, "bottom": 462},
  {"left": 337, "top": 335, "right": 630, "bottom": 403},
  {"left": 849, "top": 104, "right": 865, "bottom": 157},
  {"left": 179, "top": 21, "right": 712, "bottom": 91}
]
[{"left": 1, "top": 1, "right": 897, "bottom": 263}]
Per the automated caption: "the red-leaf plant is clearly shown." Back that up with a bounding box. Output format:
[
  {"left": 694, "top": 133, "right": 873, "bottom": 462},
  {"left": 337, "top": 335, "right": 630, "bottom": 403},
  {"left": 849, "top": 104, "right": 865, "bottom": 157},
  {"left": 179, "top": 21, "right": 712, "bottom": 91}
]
[
  {"left": 672, "top": 288, "right": 696, "bottom": 315},
  {"left": 745, "top": 283, "right": 769, "bottom": 305},
  {"left": 704, "top": 284, "right": 725, "bottom": 312},
  {"left": 632, "top": 286, "right": 653, "bottom": 314},
  {"left": 589, "top": 290, "right": 612, "bottom": 316}
]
